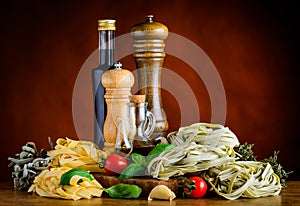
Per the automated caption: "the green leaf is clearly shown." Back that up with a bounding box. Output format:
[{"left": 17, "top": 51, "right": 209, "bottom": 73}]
[
  {"left": 146, "top": 144, "right": 175, "bottom": 164},
  {"left": 104, "top": 183, "right": 142, "bottom": 199},
  {"left": 118, "top": 163, "right": 145, "bottom": 180},
  {"left": 117, "top": 144, "right": 175, "bottom": 180},
  {"left": 59, "top": 168, "right": 94, "bottom": 185},
  {"left": 131, "top": 153, "right": 146, "bottom": 166}
]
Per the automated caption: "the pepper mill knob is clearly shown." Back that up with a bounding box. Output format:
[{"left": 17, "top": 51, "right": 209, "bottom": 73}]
[
  {"left": 130, "top": 15, "right": 169, "bottom": 142},
  {"left": 113, "top": 61, "right": 122, "bottom": 70},
  {"left": 146, "top": 15, "right": 153, "bottom": 22}
]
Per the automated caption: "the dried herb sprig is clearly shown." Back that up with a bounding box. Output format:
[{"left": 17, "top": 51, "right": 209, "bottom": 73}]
[
  {"left": 235, "top": 142, "right": 257, "bottom": 161},
  {"left": 262, "top": 151, "right": 291, "bottom": 188},
  {"left": 235, "top": 142, "right": 291, "bottom": 188},
  {"left": 8, "top": 137, "right": 54, "bottom": 190}
]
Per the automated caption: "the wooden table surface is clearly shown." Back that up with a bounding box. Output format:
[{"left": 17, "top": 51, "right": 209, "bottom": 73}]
[{"left": 0, "top": 181, "right": 299, "bottom": 206}]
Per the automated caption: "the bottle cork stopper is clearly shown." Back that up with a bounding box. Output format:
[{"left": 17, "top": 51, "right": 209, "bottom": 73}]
[{"left": 130, "top": 95, "right": 146, "bottom": 104}]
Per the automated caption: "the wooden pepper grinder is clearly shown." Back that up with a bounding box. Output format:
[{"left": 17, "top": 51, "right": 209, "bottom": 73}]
[
  {"left": 131, "top": 15, "right": 169, "bottom": 142},
  {"left": 101, "top": 62, "right": 135, "bottom": 153}
]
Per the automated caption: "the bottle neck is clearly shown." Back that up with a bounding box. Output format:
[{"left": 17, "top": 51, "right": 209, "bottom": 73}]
[{"left": 99, "top": 30, "right": 115, "bottom": 67}]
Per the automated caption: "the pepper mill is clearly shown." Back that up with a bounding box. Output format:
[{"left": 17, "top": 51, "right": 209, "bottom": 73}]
[
  {"left": 131, "top": 15, "right": 169, "bottom": 142},
  {"left": 101, "top": 62, "right": 135, "bottom": 153}
]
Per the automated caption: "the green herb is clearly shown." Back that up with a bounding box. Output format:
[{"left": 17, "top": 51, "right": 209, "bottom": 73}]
[
  {"left": 103, "top": 183, "right": 142, "bottom": 199},
  {"left": 131, "top": 153, "right": 146, "bottom": 166},
  {"left": 146, "top": 144, "right": 175, "bottom": 164},
  {"left": 118, "top": 163, "right": 145, "bottom": 180},
  {"left": 235, "top": 142, "right": 291, "bottom": 187},
  {"left": 59, "top": 168, "right": 94, "bottom": 185},
  {"left": 119, "top": 144, "right": 174, "bottom": 180},
  {"left": 59, "top": 169, "right": 142, "bottom": 199},
  {"left": 262, "top": 151, "right": 290, "bottom": 188},
  {"left": 235, "top": 142, "right": 257, "bottom": 161}
]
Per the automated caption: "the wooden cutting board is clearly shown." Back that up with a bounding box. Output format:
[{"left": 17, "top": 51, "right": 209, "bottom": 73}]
[{"left": 93, "top": 173, "right": 183, "bottom": 198}]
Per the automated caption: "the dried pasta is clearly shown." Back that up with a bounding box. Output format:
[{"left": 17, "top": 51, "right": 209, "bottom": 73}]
[
  {"left": 203, "top": 161, "right": 282, "bottom": 200},
  {"left": 28, "top": 167, "right": 103, "bottom": 200},
  {"left": 148, "top": 123, "right": 239, "bottom": 180},
  {"left": 47, "top": 137, "right": 109, "bottom": 172},
  {"left": 164, "top": 123, "right": 239, "bottom": 148},
  {"left": 151, "top": 123, "right": 282, "bottom": 199}
]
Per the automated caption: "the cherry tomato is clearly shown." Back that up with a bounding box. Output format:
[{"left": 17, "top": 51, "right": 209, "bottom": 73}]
[
  {"left": 183, "top": 176, "right": 207, "bottom": 198},
  {"left": 104, "top": 153, "right": 128, "bottom": 175}
]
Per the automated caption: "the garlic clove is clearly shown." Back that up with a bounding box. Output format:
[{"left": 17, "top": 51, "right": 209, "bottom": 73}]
[{"left": 148, "top": 185, "right": 176, "bottom": 201}]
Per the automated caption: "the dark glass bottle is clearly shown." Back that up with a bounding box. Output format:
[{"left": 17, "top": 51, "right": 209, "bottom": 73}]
[{"left": 92, "top": 19, "right": 116, "bottom": 149}]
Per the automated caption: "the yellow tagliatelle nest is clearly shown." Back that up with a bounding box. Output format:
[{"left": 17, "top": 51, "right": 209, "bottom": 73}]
[
  {"left": 28, "top": 167, "right": 103, "bottom": 200},
  {"left": 47, "top": 137, "right": 109, "bottom": 172}
]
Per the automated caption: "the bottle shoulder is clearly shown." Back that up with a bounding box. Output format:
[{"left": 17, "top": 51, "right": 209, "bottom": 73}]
[{"left": 92, "top": 65, "right": 113, "bottom": 72}]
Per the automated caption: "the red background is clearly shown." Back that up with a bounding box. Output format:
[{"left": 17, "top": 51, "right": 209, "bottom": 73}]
[{"left": 1, "top": 0, "right": 299, "bottom": 181}]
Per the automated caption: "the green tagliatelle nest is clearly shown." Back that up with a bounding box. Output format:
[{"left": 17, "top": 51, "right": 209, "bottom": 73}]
[
  {"left": 147, "top": 123, "right": 281, "bottom": 200},
  {"left": 204, "top": 161, "right": 281, "bottom": 200},
  {"left": 148, "top": 123, "right": 240, "bottom": 180}
]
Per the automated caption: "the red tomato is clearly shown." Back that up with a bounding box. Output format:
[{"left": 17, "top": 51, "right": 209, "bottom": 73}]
[
  {"left": 104, "top": 154, "right": 128, "bottom": 175},
  {"left": 184, "top": 177, "right": 207, "bottom": 198}
]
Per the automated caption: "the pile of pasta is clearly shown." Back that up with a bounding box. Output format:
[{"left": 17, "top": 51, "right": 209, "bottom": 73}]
[
  {"left": 151, "top": 123, "right": 240, "bottom": 180},
  {"left": 28, "top": 167, "right": 103, "bottom": 200},
  {"left": 152, "top": 123, "right": 282, "bottom": 200},
  {"left": 47, "top": 137, "right": 109, "bottom": 172},
  {"left": 203, "top": 161, "right": 281, "bottom": 200},
  {"left": 28, "top": 137, "right": 109, "bottom": 200}
]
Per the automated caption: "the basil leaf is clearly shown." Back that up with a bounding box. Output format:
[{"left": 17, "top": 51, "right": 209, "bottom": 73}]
[
  {"left": 148, "top": 143, "right": 175, "bottom": 157},
  {"left": 104, "top": 183, "right": 142, "bottom": 199},
  {"left": 118, "top": 144, "right": 175, "bottom": 180},
  {"left": 147, "top": 144, "right": 175, "bottom": 163},
  {"left": 119, "top": 163, "right": 145, "bottom": 180},
  {"left": 131, "top": 153, "right": 146, "bottom": 166},
  {"left": 59, "top": 168, "right": 94, "bottom": 185}
]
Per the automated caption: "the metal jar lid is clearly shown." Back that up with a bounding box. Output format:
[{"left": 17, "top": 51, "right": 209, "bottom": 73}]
[{"left": 98, "top": 19, "right": 116, "bottom": 31}]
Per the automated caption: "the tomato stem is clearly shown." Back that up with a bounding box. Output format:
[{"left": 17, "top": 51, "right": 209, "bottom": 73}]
[{"left": 178, "top": 176, "right": 196, "bottom": 196}]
